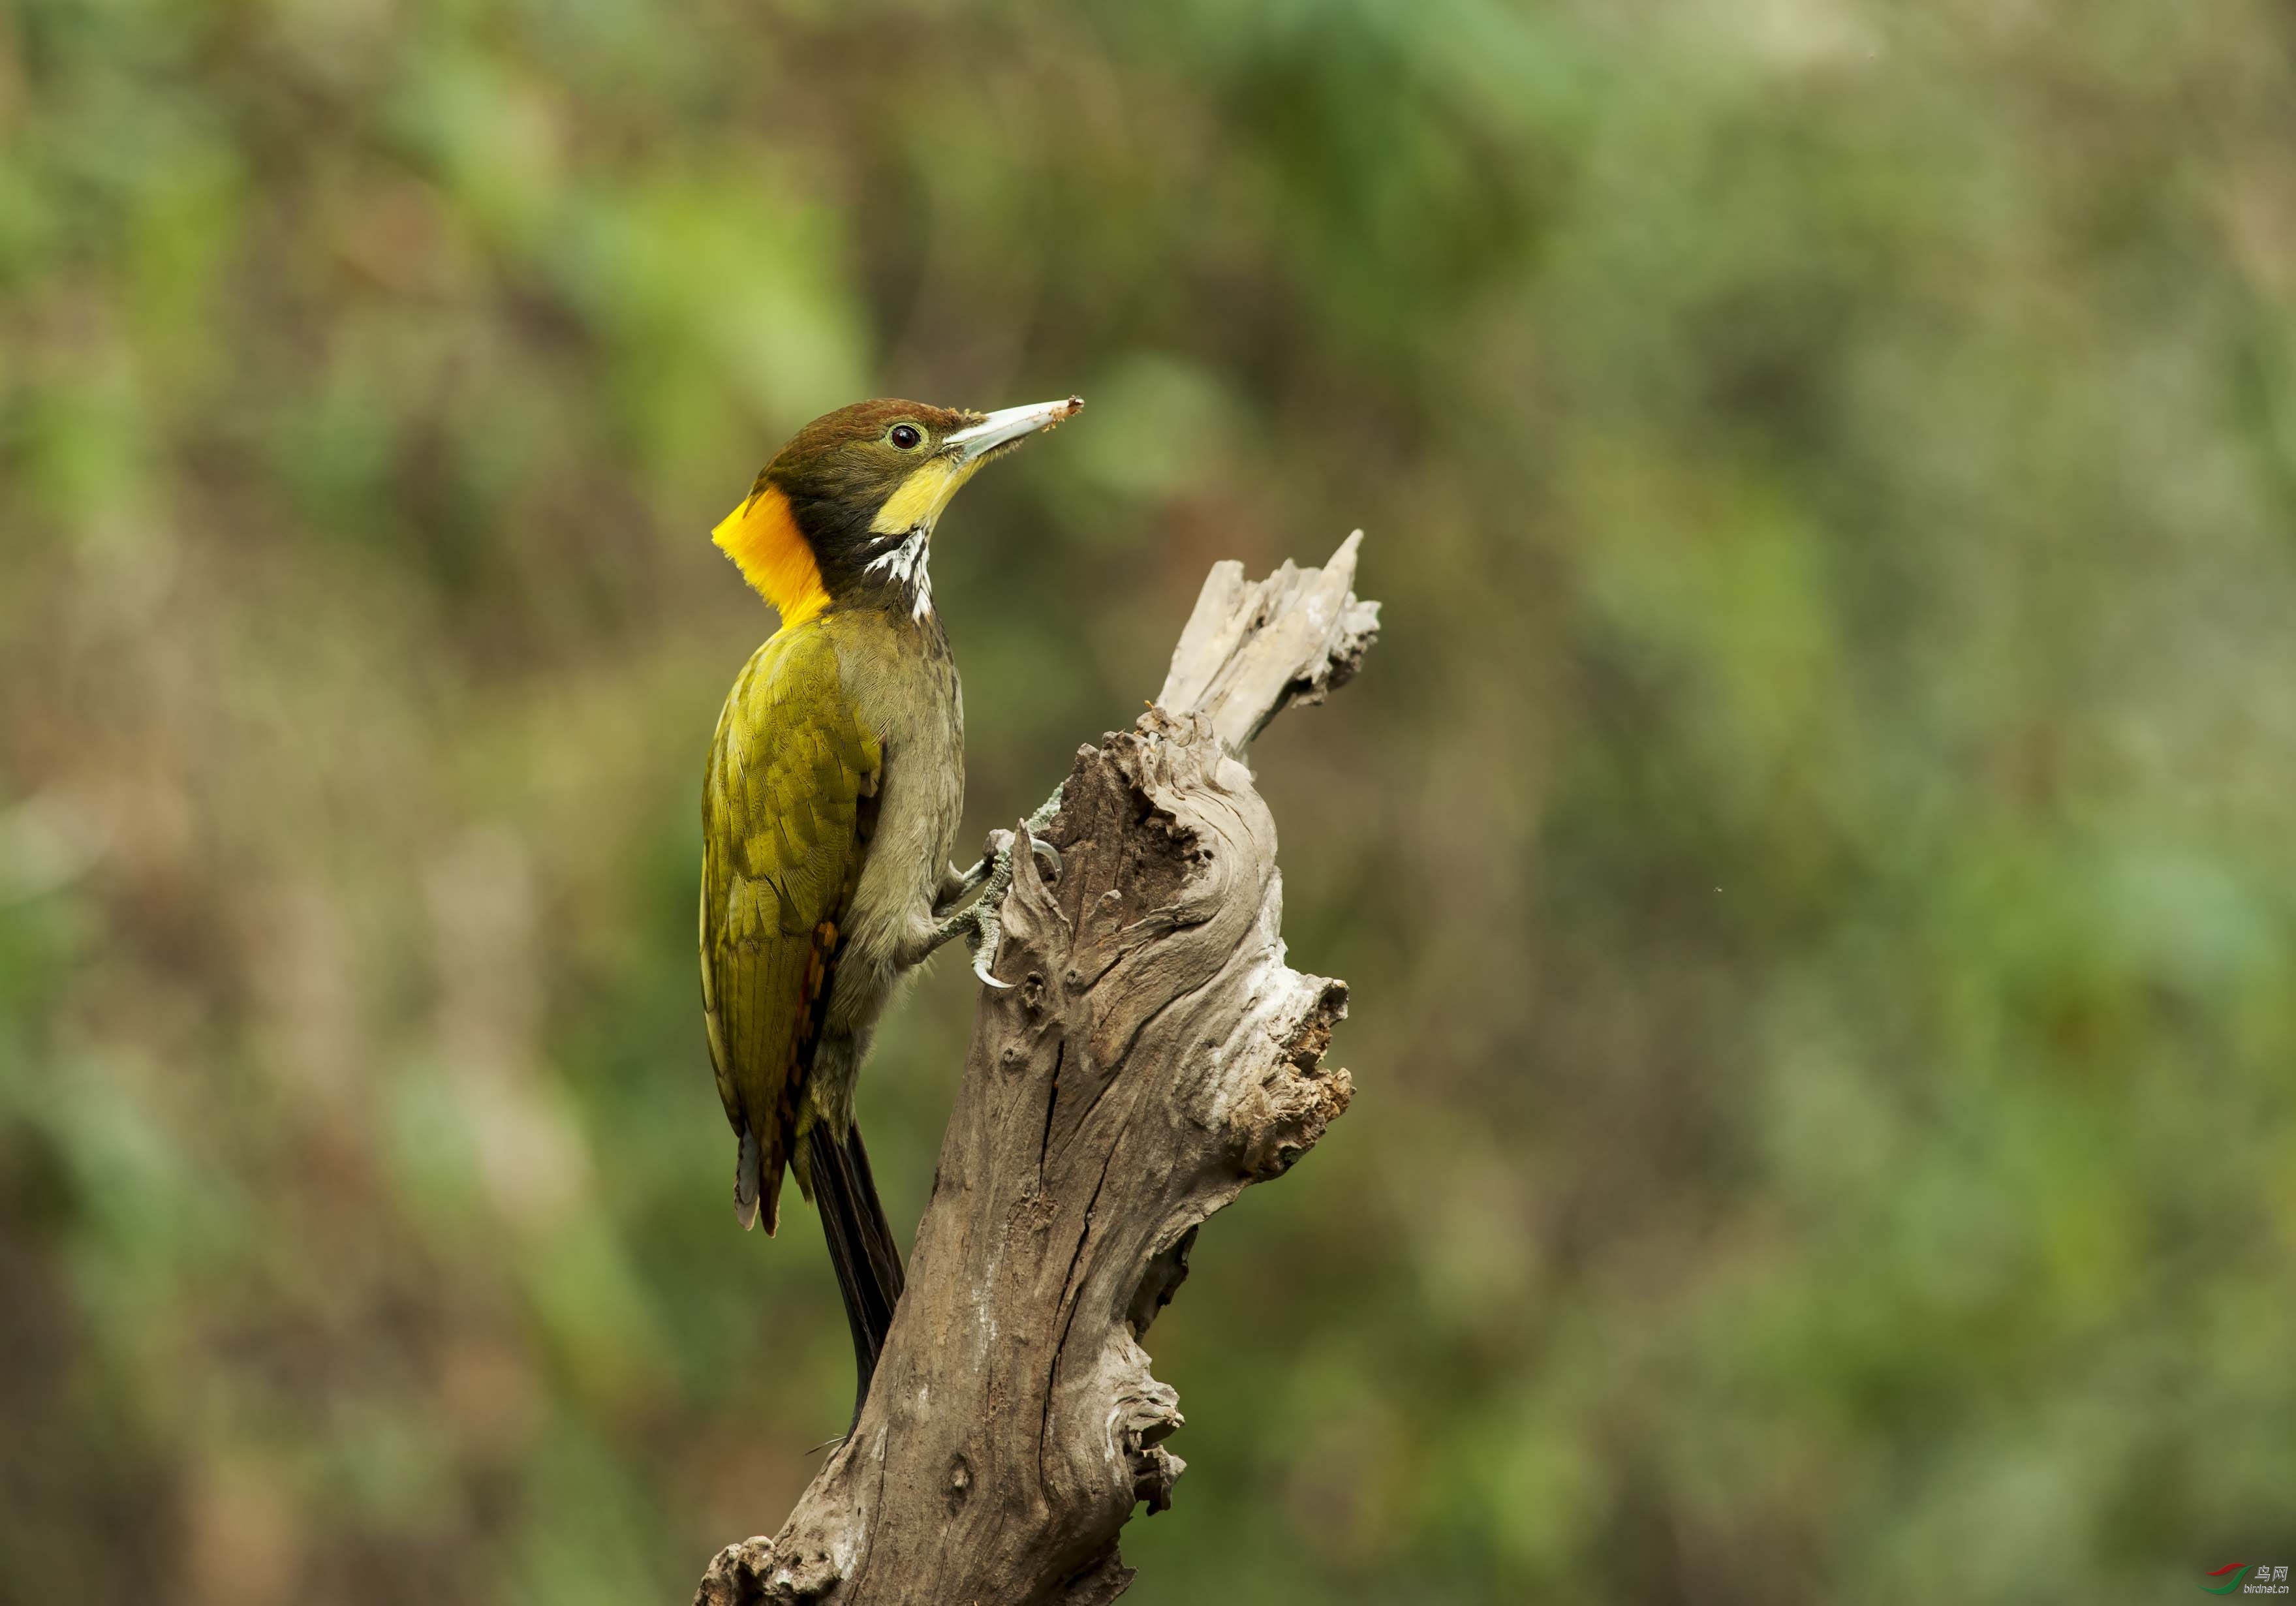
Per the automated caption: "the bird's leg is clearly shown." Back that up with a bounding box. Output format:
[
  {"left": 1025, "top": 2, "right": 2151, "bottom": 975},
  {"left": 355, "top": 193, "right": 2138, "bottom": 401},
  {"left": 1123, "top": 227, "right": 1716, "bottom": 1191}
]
[
  {"left": 923, "top": 856, "right": 1017, "bottom": 989},
  {"left": 924, "top": 788, "right": 1064, "bottom": 987},
  {"left": 1019, "top": 782, "right": 1065, "bottom": 842},
  {"left": 934, "top": 831, "right": 1014, "bottom": 918},
  {"left": 923, "top": 833, "right": 1063, "bottom": 987},
  {"left": 935, "top": 787, "right": 1066, "bottom": 916}
]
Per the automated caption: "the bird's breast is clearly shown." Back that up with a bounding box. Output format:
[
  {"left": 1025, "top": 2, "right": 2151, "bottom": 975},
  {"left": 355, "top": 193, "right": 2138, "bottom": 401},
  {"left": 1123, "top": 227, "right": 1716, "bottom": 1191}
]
[{"left": 830, "top": 615, "right": 965, "bottom": 983}]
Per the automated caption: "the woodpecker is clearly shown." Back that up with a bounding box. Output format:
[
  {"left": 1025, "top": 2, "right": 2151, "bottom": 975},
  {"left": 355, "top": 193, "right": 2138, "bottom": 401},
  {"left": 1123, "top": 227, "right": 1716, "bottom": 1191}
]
[{"left": 700, "top": 394, "right": 1081, "bottom": 1415}]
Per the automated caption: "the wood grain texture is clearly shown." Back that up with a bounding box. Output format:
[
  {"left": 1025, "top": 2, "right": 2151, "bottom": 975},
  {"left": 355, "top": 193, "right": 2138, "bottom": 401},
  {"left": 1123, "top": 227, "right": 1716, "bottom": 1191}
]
[{"left": 694, "top": 536, "right": 1380, "bottom": 1604}]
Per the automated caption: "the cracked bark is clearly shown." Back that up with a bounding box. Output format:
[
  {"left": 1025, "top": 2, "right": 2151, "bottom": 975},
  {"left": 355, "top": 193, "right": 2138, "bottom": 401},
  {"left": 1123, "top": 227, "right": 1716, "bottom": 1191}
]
[{"left": 694, "top": 534, "right": 1379, "bottom": 1605}]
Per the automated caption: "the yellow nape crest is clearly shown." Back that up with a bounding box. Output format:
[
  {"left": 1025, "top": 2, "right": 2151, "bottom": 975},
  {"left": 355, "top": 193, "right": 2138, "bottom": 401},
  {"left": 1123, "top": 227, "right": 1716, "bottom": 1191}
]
[{"left": 713, "top": 485, "right": 830, "bottom": 628}]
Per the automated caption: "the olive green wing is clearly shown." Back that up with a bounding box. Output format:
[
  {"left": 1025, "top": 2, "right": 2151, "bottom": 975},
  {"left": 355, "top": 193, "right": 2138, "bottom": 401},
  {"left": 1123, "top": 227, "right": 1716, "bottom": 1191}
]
[{"left": 699, "top": 624, "right": 880, "bottom": 1235}]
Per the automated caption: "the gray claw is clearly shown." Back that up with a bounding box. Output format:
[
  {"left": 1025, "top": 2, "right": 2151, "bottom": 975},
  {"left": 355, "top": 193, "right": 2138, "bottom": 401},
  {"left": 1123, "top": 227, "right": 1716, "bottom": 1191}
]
[
  {"left": 1028, "top": 838, "right": 1062, "bottom": 881},
  {"left": 969, "top": 913, "right": 1013, "bottom": 989}
]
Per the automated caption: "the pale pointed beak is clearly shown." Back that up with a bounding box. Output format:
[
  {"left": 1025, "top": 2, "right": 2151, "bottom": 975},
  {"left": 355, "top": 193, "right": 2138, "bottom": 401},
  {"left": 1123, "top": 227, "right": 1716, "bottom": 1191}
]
[{"left": 944, "top": 395, "right": 1084, "bottom": 464}]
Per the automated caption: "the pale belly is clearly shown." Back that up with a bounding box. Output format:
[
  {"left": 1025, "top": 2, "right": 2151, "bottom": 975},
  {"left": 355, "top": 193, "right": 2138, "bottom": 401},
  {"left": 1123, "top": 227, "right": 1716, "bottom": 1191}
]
[{"left": 822, "top": 614, "right": 964, "bottom": 1043}]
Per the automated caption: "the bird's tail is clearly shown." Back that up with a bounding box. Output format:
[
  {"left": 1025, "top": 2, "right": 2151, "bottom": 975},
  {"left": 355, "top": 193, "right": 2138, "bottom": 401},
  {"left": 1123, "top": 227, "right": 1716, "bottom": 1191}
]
[{"left": 805, "top": 1120, "right": 906, "bottom": 1425}]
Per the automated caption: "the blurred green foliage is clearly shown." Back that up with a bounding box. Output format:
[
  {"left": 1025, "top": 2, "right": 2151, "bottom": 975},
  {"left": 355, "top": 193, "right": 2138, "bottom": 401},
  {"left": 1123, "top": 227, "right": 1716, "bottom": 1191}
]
[{"left": 4, "top": 0, "right": 2295, "bottom": 1601}]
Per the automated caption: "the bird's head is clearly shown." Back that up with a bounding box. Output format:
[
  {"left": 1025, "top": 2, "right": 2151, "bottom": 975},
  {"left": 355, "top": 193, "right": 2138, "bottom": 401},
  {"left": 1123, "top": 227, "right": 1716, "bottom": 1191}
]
[{"left": 713, "top": 395, "right": 1083, "bottom": 628}]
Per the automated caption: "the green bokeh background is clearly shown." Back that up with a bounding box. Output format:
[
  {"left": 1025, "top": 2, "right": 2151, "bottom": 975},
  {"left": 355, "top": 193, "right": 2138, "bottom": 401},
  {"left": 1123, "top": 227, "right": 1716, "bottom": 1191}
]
[{"left": 3, "top": 1, "right": 2293, "bottom": 1601}]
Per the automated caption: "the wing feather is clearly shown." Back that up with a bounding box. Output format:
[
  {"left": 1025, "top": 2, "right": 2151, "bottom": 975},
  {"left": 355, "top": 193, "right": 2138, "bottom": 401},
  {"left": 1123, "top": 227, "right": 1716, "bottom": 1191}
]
[{"left": 699, "top": 625, "right": 879, "bottom": 1234}]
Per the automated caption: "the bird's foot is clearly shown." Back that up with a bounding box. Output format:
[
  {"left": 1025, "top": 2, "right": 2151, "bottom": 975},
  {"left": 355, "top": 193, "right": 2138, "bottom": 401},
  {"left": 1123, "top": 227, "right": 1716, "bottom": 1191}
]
[
  {"left": 927, "top": 826, "right": 1061, "bottom": 988},
  {"left": 925, "top": 877, "right": 1010, "bottom": 989}
]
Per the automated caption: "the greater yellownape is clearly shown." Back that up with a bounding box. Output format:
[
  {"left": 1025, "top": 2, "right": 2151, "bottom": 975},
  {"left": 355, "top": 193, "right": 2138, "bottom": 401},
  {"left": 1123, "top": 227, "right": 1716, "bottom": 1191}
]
[{"left": 698, "top": 395, "right": 1081, "bottom": 1419}]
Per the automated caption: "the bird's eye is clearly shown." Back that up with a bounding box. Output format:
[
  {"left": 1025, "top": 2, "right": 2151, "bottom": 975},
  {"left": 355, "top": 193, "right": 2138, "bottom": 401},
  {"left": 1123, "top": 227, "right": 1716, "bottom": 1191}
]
[{"left": 890, "top": 424, "right": 923, "bottom": 450}]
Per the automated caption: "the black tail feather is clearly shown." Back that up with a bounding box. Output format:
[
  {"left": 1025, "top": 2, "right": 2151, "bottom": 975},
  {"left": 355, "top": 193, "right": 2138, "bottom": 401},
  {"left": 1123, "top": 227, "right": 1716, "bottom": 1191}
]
[{"left": 807, "top": 1120, "right": 906, "bottom": 1427}]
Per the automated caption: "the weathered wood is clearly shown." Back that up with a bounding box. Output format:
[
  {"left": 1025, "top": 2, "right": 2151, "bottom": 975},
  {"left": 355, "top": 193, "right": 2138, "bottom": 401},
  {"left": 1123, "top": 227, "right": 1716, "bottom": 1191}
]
[{"left": 696, "top": 536, "right": 1378, "bottom": 1605}]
